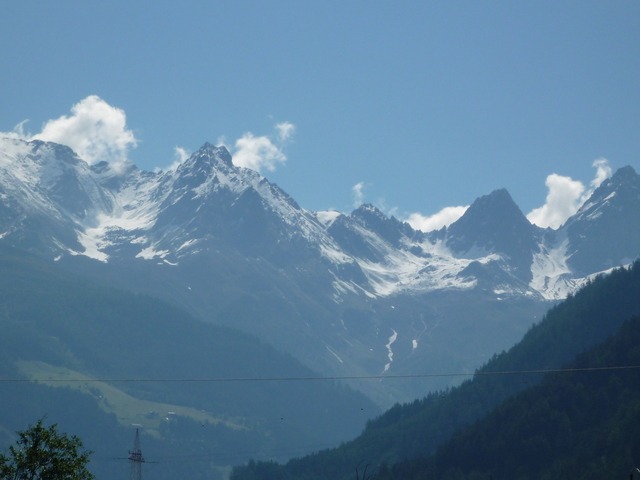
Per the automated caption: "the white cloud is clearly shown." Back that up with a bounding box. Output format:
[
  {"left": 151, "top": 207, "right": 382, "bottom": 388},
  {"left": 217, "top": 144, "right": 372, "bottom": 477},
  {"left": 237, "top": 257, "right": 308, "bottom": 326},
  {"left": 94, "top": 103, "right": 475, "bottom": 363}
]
[
  {"left": 527, "top": 158, "right": 612, "bottom": 229},
  {"left": 232, "top": 122, "right": 295, "bottom": 173},
  {"left": 352, "top": 181, "right": 367, "bottom": 208},
  {"left": 158, "top": 146, "right": 191, "bottom": 172},
  {"left": 591, "top": 157, "right": 612, "bottom": 189},
  {"left": 216, "top": 135, "right": 229, "bottom": 149},
  {"left": 2, "top": 119, "right": 31, "bottom": 140},
  {"left": 276, "top": 121, "right": 296, "bottom": 143},
  {"left": 406, "top": 205, "right": 469, "bottom": 232},
  {"left": 406, "top": 158, "right": 613, "bottom": 233},
  {"left": 174, "top": 146, "right": 190, "bottom": 164},
  {"left": 233, "top": 133, "right": 286, "bottom": 172},
  {"left": 33, "top": 95, "right": 137, "bottom": 172},
  {"left": 526, "top": 174, "right": 585, "bottom": 229}
]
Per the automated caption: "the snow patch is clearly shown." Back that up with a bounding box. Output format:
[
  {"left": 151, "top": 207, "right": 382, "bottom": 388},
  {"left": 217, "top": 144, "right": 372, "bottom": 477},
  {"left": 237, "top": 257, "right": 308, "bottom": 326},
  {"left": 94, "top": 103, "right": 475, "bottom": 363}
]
[
  {"left": 316, "top": 210, "right": 341, "bottom": 227},
  {"left": 530, "top": 238, "right": 574, "bottom": 300},
  {"left": 356, "top": 238, "right": 478, "bottom": 297},
  {"left": 320, "top": 243, "right": 352, "bottom": 264},
  {"left": 326, "top": 345, "right": 344, "bottom": 364},
  {"left": 382, "top": 329, "right": 398, "bottom": 373},
  {"left": 136, "top": 245, "right": 170, "bottom": 260},
  {"left": 75, "top": 228, "right": 109, "bottom": 262},
  {"left": 332, "top": 276, "right": 359, "bottom": 297},
  {"left": 178, "top": 239, "right": 199, "bottom": 252}
]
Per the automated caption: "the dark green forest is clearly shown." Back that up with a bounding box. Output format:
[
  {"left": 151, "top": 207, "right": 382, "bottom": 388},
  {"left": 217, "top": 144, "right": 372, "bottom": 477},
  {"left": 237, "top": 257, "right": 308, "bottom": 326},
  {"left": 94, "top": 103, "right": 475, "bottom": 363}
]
[
  {"left": 231, "top": 262, "right": 640, "bottom": 480},
  {"left": 385, "top": 313, "right": 640, "bottom": 479}
]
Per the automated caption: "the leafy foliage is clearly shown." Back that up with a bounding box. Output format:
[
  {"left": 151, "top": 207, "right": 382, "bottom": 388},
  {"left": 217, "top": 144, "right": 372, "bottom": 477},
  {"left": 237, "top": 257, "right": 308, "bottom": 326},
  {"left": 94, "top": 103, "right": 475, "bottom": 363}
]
[{"left": 0, "top": 420, "right": 93, "bottom": 480}]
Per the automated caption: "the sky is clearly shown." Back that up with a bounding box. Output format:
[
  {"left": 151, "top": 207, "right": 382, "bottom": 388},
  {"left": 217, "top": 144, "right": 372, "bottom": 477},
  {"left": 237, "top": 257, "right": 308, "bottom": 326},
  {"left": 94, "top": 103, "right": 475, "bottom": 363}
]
[{"left": 1, "top": 1, "right": 639, "bottom": 231}]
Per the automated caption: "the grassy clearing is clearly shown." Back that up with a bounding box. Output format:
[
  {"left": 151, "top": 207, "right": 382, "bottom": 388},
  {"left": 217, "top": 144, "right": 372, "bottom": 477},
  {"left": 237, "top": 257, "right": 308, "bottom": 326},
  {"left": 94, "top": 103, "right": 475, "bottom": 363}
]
[{"left": 16, "top": 360, "right": 244, "bottom": 437}]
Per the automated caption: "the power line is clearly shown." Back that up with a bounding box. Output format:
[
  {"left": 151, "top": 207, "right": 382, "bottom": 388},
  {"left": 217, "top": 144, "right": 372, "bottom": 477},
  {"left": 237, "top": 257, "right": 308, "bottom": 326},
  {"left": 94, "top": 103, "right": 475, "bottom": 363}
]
[{"left": 2, "top": 364, "right": 639, "bottom": 384}]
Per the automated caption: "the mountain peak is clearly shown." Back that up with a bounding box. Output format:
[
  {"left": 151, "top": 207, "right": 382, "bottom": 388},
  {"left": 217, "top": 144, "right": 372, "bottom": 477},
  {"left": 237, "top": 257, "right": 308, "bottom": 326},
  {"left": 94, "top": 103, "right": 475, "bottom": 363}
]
[
  {"left": 608, "top": 165, "right": 638, "bottom": 187},
  {"left": 446, "top": 188, "right": 538, "bottom": 279},
  {"left": 575, "top": 165, "right": 640, "bottom": 210},
  {"left": 350, "top": 203, "right": 413, "bottom": 248},
  {"left": 172, "top": 143, "right": 234, "bottom": 188},
  {"left": 450, "top": 188, "right": 526, "bottom": 232},
  {"left": 196, "top": 142, "right": 233, "bottom": 167},
  {"left": 479, "top": 188, "right": 515, "bottom": 207},
  {"left": 352, "top": 203, "right": 384, "bottom": 218},
  {"left": 562, "top": 165, "right": 640, "bottom": 275},
  {"left": 612, "top": 164, "right": 637, "bottom": 178}
]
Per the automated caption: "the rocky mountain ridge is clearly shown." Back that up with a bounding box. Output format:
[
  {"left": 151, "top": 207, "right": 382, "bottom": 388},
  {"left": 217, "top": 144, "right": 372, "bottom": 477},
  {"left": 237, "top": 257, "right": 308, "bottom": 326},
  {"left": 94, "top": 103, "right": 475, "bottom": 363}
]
[
  {"left": 2, "top": 136, "right": 639, "bottom": 405},
  {"left": 3, "top": 137, "right": 637, "bottom": 301}
]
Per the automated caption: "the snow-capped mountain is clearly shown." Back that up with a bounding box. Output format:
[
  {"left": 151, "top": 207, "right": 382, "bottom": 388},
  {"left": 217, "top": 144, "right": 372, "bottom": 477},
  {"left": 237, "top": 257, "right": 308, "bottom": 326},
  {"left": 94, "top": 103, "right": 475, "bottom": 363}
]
[
  {"left": 2, "top": 136, "right": 639, "bottom": 405},
  {"left": 563, "top": 166, "right": 640, "bottom": 276},
  {"left": 0, "top": 138, "right": 113, "bottom": 255}
]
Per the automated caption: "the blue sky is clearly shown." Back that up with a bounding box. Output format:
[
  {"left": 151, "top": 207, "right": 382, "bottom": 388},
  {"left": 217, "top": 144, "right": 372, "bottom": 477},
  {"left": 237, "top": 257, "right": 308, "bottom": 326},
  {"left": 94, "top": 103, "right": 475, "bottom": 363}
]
[{"left": 1, "top": 1, "right": 638, "bottom": 230}]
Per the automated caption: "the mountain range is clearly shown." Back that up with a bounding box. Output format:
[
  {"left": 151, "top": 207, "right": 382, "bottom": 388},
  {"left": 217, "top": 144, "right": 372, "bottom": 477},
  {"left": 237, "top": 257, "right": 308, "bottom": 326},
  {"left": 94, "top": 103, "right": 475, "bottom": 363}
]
[{"left": 1, "top": 136, "right": 639, "bottom": 406}]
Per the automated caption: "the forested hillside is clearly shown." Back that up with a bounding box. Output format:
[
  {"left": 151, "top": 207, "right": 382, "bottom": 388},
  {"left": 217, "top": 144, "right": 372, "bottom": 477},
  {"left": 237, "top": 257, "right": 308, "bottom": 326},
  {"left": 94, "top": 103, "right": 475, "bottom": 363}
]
[
  {"left": 386, "top": 313, "right": 640, "bottom": 479},
  {"left": 231, "top": 261, "right": 640, "bottom": 480}
]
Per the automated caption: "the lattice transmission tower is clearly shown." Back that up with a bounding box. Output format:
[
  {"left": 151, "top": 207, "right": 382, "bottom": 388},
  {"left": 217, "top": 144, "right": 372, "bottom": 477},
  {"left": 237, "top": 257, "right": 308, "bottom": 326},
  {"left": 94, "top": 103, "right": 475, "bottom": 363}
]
[{"left": 128, "top": 427, "right": 145, "bottom": 480}]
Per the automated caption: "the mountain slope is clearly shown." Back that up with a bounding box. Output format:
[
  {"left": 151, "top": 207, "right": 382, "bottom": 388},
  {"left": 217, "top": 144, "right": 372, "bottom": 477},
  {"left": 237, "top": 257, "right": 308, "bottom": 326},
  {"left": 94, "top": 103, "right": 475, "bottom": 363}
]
[
  {"left": 389, "top": 314, "right": 640, "bottom": 479},
  {"left": 0, "top": 244, "right": 378, "bottom": 480},
  {"left": 230, "top": 261, "right": 640, "bottom": 480}
]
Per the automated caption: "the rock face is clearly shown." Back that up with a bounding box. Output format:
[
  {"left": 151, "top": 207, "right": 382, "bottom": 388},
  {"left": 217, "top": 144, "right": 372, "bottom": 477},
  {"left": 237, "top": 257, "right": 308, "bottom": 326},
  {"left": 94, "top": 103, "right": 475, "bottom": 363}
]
[
  {"left": 2, "top": 135, "right": 639, "bottom": 405},
  {"left": 446, "top": 188, "right": 541, "bottom": 282},
  {"left": 563, "top": 166, "right": 640, "bottom": 276}
]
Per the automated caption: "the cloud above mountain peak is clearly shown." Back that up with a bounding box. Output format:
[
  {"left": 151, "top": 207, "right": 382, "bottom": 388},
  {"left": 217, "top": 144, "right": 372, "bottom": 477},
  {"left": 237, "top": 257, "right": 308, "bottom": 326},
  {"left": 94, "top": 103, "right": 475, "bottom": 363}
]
[
  {"left": 527, "top": 158, "right": 612, "bottom": 229},
  {"left": 404, "top": 159, "right": 613, "bottom": 233},
  {"left": 406, "top": 206, "right": 470, "bottom": 232},
  {"left": 2, "top": 96, "right": 298, "bottom": 178},
  {"left": 232, "top": 122, "right": 295, "bottom": 173},
  {"left": 34, "top": 95, "right": 137, "bottom": 173}
]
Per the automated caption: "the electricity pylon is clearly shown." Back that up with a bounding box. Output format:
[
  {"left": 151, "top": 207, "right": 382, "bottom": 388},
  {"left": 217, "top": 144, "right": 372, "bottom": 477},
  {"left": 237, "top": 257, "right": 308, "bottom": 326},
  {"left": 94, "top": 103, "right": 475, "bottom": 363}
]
[{"left": 128, "top": 427, "right": 145, "bottom": 480}]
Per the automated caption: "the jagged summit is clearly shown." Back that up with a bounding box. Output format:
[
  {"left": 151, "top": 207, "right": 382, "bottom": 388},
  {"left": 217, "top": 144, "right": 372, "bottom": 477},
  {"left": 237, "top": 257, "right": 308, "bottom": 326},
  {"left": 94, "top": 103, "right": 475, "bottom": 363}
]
[
  {"left": 560, "top": 164, "right": 640, "bottom": 276},
  {"left": 173, "top": 143, "right": 234, "bottom": 186},
  {"left": 581, "top": 165, "right": 638, "bottom": 204},
  {"left": 193, "top": 142, "right": 233, "bottom": 167},
  {"left": 446, "top": 189, "right": 539, "bottom": 271},
  {"left": 453, "top": 188, "right": 526, "bottom": 226},
  {"left": 350, "top": 203, "right": 414, "bottom": 249},
  {"left": 1, "top": 136, "right": 637, "bottom": 301},
  {"left": 611, "top": 164, "right": 637, "bottom": 180}
]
